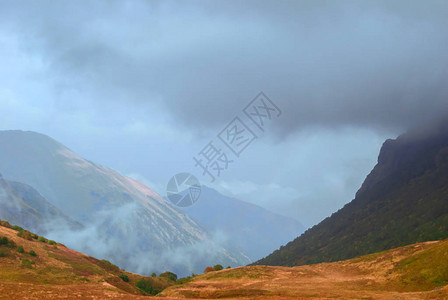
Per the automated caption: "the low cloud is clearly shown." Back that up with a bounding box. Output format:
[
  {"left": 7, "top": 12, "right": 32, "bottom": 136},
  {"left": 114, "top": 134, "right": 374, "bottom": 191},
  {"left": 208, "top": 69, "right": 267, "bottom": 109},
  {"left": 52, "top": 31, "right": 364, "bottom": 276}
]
[
  {"left": 1, "top": 0, "right": 447, "bottom": 138},
  {"left": 45, "top": 201, "right": 248, "bottom": 277}
]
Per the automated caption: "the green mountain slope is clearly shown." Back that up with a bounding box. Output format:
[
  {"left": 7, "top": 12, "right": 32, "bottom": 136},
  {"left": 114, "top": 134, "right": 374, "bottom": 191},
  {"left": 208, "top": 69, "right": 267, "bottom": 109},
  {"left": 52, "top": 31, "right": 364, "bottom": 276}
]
[{"left": 255, "top": 125, "right": 448, "bottom": 266}]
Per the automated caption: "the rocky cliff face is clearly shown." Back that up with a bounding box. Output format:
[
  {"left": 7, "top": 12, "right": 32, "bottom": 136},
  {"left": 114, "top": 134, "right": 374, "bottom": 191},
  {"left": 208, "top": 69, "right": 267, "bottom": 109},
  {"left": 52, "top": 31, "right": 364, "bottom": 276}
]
[{"left": 356, "top": 126, "right": 448, "bottom": 197}]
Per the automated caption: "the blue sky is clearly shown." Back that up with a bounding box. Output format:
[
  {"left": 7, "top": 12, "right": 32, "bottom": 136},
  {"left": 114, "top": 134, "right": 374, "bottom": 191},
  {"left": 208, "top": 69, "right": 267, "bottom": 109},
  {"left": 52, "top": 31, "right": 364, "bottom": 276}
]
[{"left": 1, "top": 0, "right": 447, "bottom": 227}]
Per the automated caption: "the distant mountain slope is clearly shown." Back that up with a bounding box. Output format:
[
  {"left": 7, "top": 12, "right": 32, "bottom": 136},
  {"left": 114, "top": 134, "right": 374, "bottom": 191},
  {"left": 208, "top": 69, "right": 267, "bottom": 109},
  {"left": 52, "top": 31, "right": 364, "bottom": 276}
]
[
  {"left": 0, "top": 174, "right": 81, "bottom": 233},
  {"left": 0, "top": 130, "right": 250, "bottom": 275},
  {"left": 255, "top": 125, "right": 448, "bottom": 266},
  {"left": 182, "top": 186, "right": 304, "bottom": 261}
]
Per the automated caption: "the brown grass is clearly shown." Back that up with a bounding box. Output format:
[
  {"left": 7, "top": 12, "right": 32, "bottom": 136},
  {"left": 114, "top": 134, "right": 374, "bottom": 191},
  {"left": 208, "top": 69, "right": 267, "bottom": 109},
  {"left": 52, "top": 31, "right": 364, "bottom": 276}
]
[{"left": 160, "top": 240, "right": 448, "bottom": 299}]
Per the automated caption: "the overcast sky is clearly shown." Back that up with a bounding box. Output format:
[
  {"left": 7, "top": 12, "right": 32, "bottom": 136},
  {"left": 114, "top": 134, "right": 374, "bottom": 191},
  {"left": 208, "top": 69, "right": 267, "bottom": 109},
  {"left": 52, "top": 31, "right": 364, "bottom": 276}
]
[{"left": 1, "top": 0, "right": 447, "bottom": 227}]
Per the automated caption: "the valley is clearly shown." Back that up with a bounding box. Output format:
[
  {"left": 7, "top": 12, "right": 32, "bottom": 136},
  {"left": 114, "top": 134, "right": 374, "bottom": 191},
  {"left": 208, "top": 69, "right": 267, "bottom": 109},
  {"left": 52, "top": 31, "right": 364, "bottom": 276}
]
[{"left": 1, "top": 220, "right": 447, "bottom": 299}]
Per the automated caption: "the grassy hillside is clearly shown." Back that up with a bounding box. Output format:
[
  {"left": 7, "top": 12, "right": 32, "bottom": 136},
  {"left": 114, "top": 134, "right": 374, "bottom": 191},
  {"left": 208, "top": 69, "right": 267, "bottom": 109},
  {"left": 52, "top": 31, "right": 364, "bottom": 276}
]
[
  {"left": 255, "top": 127, "right": 448, "bottom": 267},
  {"left": 0, "top": 220, "right": 174, "bottom": 298},
  {"left": 161, "top": 239, "right": 448, "bottom": 299},
  {"left": 1, "top": 217, "right": 447, "bottom": 298}
]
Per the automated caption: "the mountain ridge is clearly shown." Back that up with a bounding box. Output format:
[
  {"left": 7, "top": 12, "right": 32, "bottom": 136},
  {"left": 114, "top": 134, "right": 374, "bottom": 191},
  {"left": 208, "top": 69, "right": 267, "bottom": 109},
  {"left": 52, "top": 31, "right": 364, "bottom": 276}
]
[
  {"left": 254, "top": 125, "right": 448, "bottom": 266},
  {"left": 0, "top": 174, "right": 81, "bottom": 234}
]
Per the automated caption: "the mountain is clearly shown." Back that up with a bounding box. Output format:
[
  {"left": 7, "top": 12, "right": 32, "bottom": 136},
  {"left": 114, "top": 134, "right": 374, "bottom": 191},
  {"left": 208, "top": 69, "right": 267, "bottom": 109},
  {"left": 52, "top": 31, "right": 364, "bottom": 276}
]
[
  {"left": 0, "top": 220, "right": 175, "bottom": 298},
  {"left": 0, "top": 130, "right": 250, "bottom": 276},
  {"left": 182, "top": 186, "right": 304, "bottom": 261},
  {"left": 0, "top": 174, "right": 81, "bottom": 233},
  {"left": 254, "top": 125, "right": 448, "bottom": 266}
]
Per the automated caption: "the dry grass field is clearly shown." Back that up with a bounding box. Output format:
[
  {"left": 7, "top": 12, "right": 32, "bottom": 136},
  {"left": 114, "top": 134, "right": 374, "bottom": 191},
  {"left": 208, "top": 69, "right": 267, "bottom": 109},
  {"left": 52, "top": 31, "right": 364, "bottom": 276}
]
[{"left": 159, "top": 240, "right": 448, "bottom": 299}]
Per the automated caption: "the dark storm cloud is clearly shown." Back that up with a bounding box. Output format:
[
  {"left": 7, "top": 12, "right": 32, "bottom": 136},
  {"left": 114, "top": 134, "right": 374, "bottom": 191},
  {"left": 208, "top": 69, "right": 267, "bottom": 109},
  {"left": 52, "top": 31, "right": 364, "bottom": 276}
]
[{"left": 2, "top": 0, "right": 448, "bottom": 136}]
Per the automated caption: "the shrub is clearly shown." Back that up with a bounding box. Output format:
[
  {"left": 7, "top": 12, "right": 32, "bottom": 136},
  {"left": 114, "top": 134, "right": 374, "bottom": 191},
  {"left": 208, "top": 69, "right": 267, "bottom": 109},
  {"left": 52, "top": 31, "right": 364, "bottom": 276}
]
[
  {"left": 6, "top": 239, "right": 16, "bottom": 248},
  {"left": 48, "top": 240, "right": 56, "bottom": 245},
  {"left": 21, "top": 259, "right": 34, "bottom": 269},
  {"left": 159, "top": 271, "right": 177, "bottom": 282},
  {"left": 135, "top": 278, "right": 161, "bottom": 295},
  {"left": 0, "top": 221, "right": 11, "bottom": 228},
  {"left": 17, "top": 230, "right": 33, "bottom": 241},
  {"left": 213, "top": 264, "right": 223, "bottom": 271},
  {"left": 29, "top": 250, "right": 37, "bottom": 257},
  {"left": 151, "top": 272, "right": 156, "bottom": 277},
  {"left": 11, "top": 225, "right": 23, "bottom": 231},
  {"left": 119, "top": 274, "right": 129, "bottom": 282},
  {"left": 0, "top": 250, "right": 8, "bottom": 257},
  {"left": 38, "top": 237, "right": 47, "bottom": 243},
  {"left": 0, "top": 236, "right": 8, "bottom": 246},
  {"left": 204, "top": 266, "right": 214, "bottom": 273},
  {"left": 226, "top": 266, "right": 231, "bottom": 269},
  {"left": 17, "top": 245, "right": 24, "bottom": 253},
  {"left": 176, "top": 275, "right": 194, "bottom": 285}
]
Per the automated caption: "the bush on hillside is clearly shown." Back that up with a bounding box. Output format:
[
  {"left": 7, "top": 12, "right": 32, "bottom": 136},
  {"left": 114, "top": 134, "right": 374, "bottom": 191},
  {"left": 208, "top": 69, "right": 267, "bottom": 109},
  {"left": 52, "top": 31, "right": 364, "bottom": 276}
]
[
  {"left": 11, "top": 225, "right": 23, "bottom": 231},
  {"left": 176, "top": 273, "right": 197, "bottom": 285},
  {"left": 17, "top": 230, "right": 33, "bottom": 241},
  {"left": 0, "top": 236, "right": 15, "bottom": 248},
  {"left": 0, "top": 221, "right": 11, "bottom": 228},
  {"left": 119, "top": 274, "right": 129, "bottom": 282},
  {"left": 0, "top": 236, "right": 8, "bottom": 246},
  {"left": 159, "top": 271, "right": 177, "bottom": 282},
  {"left": 135, "top": 278, "right": 161, "bottom": 295}
]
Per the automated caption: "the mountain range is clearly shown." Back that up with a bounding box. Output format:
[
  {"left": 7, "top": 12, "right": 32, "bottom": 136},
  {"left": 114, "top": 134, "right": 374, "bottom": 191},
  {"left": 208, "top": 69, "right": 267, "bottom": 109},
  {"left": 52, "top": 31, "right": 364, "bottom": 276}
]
[
  {"left": 1, "top": 126, "right": 448, "bottom": 298},
  {"left": 0, "top": 129, "right": 303, "bottom": 276},
  {"left": 0, "top": 130, "right": 250, "bottom": 276}
]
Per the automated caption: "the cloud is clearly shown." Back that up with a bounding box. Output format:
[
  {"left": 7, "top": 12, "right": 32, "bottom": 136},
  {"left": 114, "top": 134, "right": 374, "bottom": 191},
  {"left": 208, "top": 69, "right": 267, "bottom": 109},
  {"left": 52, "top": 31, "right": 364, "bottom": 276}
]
[
  {"left": 211, "top": 126, "right": 387, "bottom": 227},
  {"left": 45, "top": 200, "right": 249, "bottom": 277},
  {"left": 1, "top": 0, "right": 447, "bottom": 139}
]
